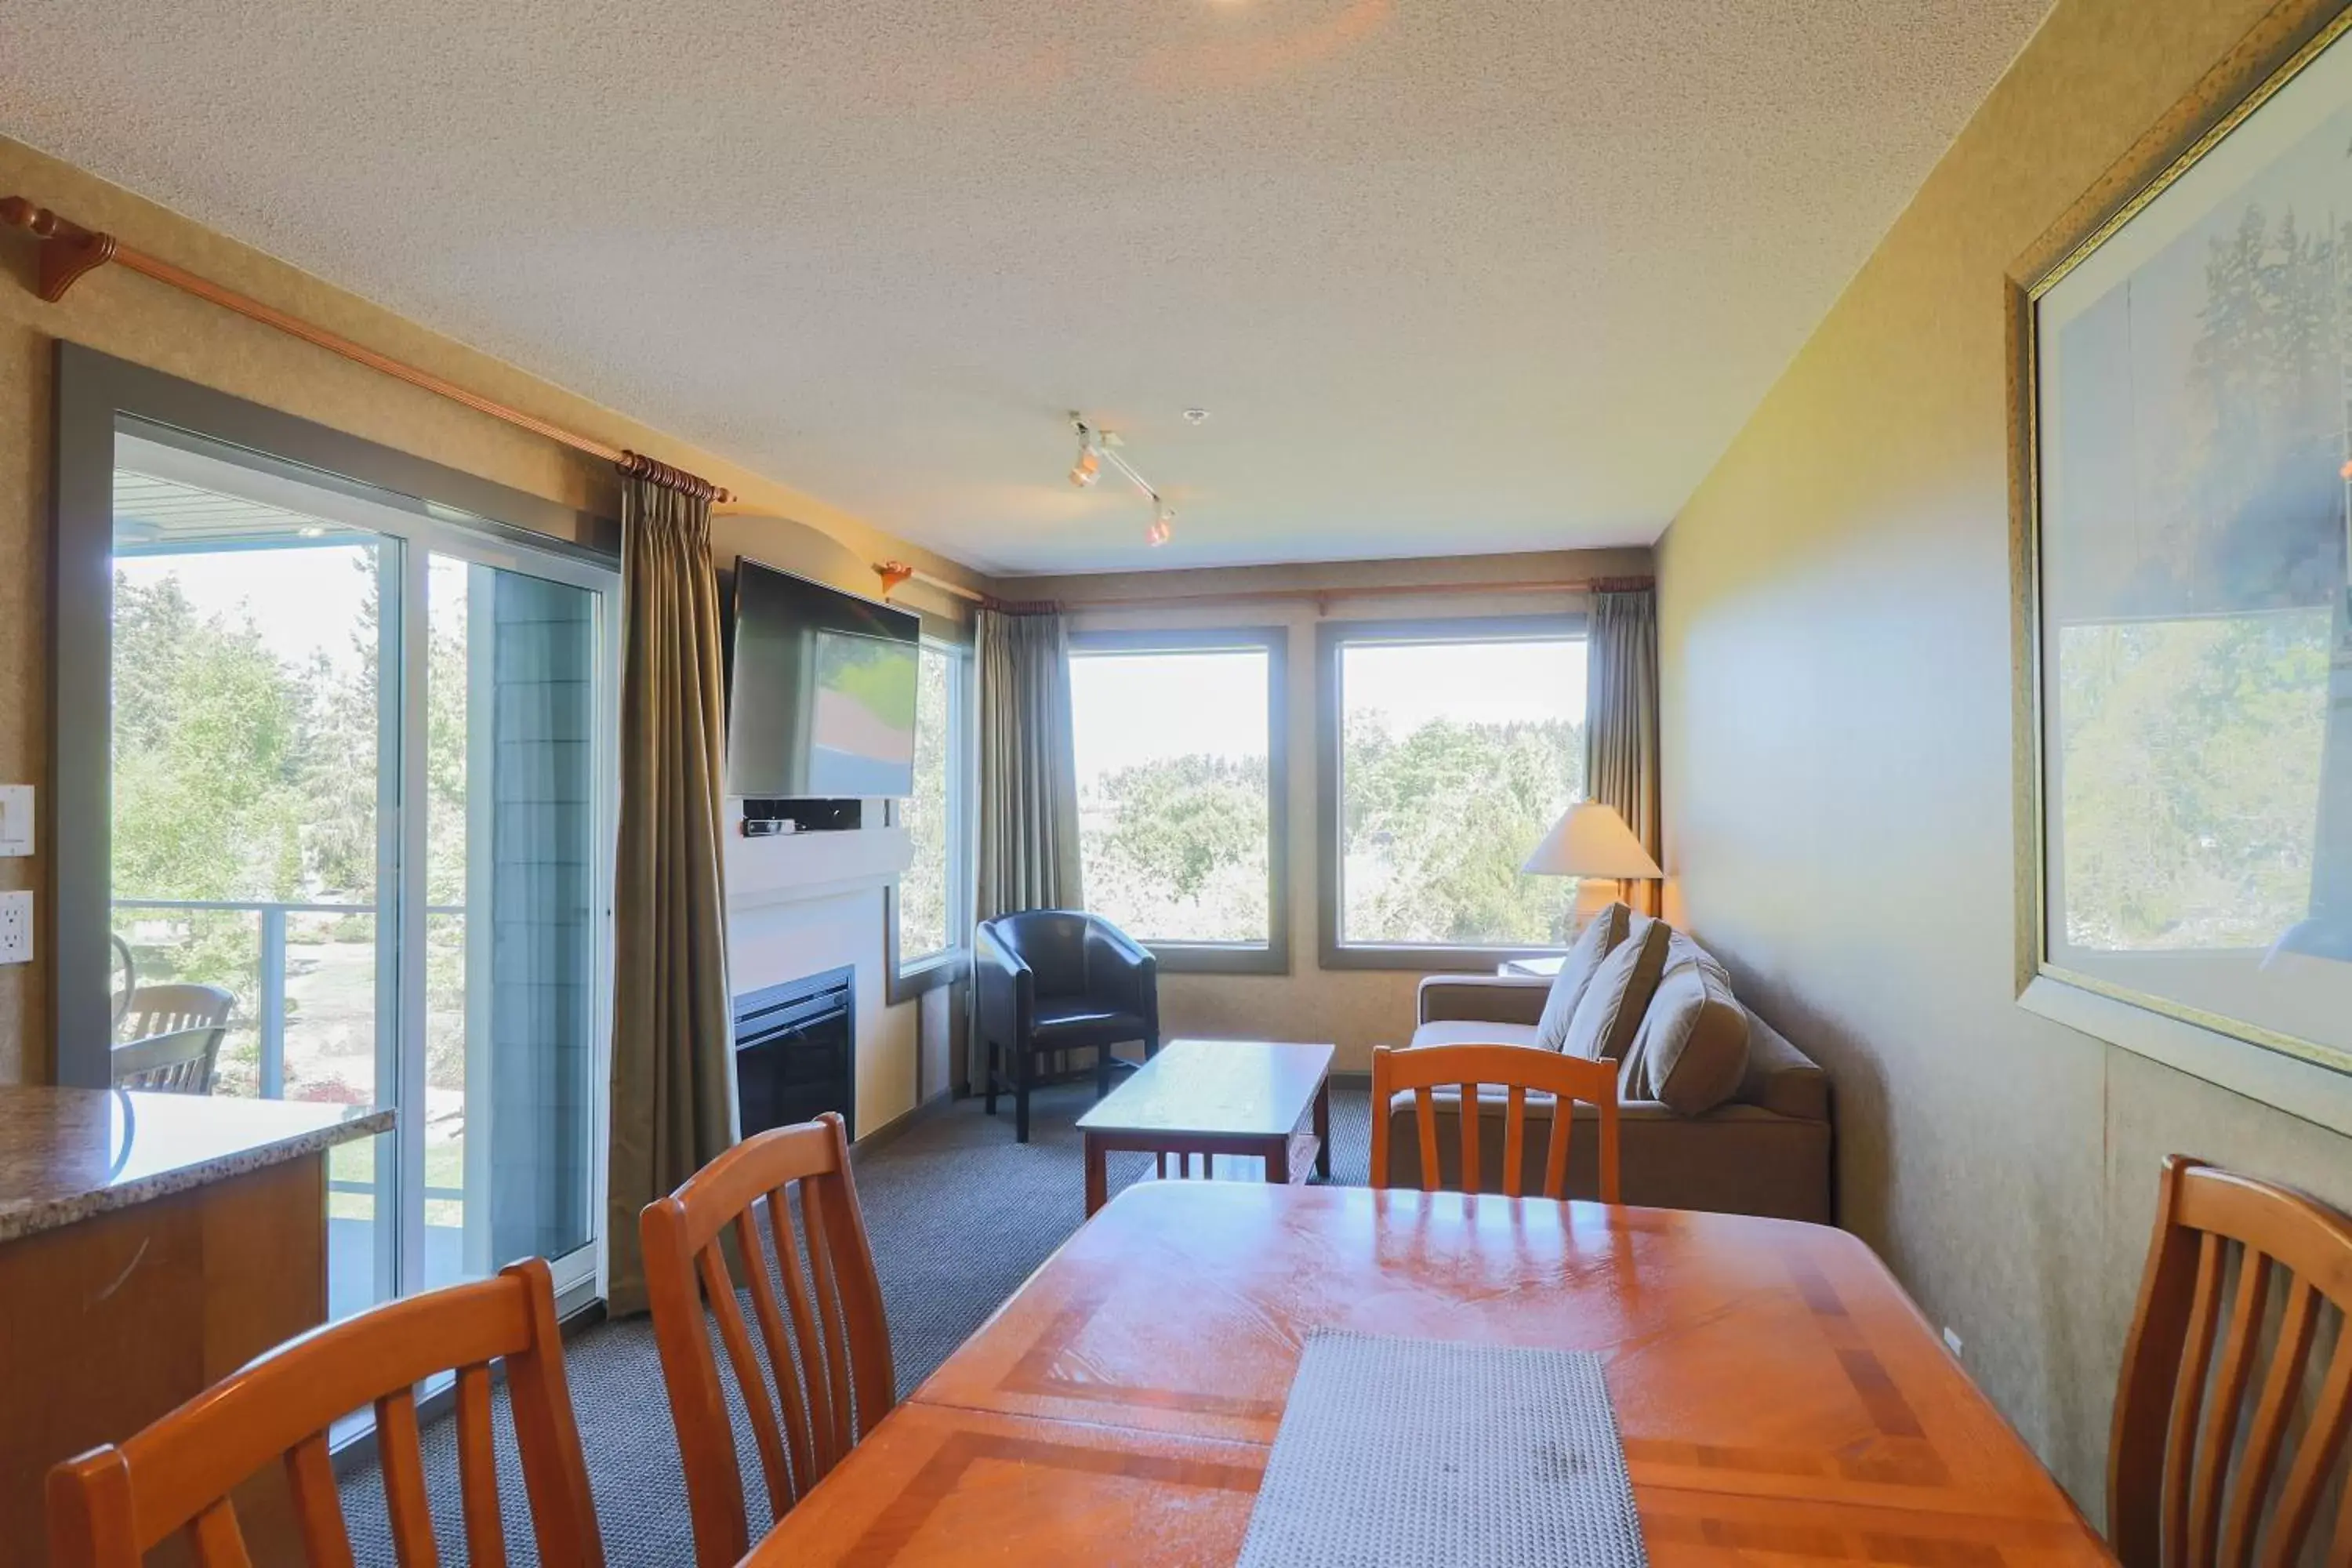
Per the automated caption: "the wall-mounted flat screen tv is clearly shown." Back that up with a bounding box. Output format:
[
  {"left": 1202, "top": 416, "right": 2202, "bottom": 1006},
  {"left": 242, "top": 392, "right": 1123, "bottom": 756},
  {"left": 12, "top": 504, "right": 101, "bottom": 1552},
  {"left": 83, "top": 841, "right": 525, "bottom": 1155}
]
[{"left": 725, "top": 557, "right": 919, "bottom": 799}]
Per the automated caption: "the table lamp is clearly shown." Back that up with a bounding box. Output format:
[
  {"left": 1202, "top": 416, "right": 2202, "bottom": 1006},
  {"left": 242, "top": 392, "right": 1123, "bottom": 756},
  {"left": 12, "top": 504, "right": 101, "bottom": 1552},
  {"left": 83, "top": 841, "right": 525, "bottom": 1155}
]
[{"left": 1522, "top": 801, "right": 1664, "bottom": 932}]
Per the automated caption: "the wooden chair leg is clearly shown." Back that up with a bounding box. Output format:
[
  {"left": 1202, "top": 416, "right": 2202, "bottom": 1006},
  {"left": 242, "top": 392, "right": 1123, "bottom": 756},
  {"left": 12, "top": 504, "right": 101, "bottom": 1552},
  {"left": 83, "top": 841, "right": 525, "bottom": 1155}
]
[
  {"left": 984, "top": 1038, "right": 998, "bottom": 1115},
  {"left": 1095, "top": 1046, "right": 1113, "bottom": 1100}
]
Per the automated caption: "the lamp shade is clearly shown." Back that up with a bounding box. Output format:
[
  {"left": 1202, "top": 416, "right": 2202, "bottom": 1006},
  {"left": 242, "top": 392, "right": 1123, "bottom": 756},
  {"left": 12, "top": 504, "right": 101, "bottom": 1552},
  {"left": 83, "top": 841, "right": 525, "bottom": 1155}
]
[{"left": 1520, "top": 802, "right": 1662, "bottom": 880}]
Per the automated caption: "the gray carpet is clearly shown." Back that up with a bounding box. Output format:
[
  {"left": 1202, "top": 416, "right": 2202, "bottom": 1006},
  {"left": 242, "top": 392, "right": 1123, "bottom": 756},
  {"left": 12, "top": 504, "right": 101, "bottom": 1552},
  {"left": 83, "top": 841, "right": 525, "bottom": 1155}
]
[{"left": 339, "top": 1080, "right": 1373, "bottom": 1563}]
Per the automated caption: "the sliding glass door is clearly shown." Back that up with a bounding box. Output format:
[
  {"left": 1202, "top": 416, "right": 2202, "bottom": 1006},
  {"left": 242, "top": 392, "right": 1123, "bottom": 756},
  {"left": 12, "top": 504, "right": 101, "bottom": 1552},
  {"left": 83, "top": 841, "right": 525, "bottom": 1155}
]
[{"left": 103, "top": 421, "right": 615, "bottom": 1316}]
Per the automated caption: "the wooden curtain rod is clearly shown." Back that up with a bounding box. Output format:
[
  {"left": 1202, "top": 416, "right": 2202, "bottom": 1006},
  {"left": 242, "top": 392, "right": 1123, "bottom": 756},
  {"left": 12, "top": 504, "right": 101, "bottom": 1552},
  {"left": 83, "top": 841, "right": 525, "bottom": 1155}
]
[
  {"left": 1, "top": 194, "right": 734, "bottom": 503},
  {"left": 873, "top": 560, "right": 1650, "bottom": 614}
]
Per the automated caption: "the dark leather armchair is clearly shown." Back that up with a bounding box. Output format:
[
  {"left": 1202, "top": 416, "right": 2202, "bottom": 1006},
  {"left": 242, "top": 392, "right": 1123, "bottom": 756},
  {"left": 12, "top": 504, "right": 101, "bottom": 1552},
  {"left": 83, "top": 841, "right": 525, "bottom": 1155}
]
[{"left": 975, "top": 910, "right": 1160, "bottom": 1142}]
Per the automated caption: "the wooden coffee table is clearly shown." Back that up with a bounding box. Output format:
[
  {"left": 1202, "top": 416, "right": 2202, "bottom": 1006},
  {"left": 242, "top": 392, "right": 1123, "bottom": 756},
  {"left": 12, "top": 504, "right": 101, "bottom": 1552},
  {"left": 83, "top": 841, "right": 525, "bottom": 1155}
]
[{"left": 1076, "top": 1038, "right": 1334, "bottom": 1216}]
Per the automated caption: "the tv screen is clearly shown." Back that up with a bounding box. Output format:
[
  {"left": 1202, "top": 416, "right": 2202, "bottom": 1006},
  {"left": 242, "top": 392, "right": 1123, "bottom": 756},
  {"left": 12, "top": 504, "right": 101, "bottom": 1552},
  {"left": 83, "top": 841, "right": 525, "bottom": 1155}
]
[{"left": 726, "top": 558, "right": 920, "bottom": 799}]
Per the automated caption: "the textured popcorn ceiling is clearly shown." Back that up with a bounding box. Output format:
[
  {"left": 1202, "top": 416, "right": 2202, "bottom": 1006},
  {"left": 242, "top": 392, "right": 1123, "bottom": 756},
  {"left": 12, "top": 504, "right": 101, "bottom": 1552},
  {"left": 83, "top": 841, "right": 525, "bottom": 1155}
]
[{"left": 2, "top": 0, "right": 2050, "bottom": 574}]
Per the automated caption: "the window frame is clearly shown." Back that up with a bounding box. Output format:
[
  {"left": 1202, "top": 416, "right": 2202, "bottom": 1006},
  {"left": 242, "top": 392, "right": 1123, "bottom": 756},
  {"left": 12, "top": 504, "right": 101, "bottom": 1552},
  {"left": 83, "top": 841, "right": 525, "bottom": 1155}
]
[
  {"left": 887, "top": 633, "right": 974, "bottom": 1002},
  {"left": 1316, "top": 614, "right": 1588, "bottom": 971},
  {"left": 1067, "top": 626, "right": 1291, "bottom": 976}
]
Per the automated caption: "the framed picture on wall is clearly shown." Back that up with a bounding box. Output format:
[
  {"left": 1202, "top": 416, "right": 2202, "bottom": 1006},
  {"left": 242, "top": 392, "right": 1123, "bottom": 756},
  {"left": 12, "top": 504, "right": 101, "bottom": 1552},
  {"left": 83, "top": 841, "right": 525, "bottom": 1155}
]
[{"left": 2020, "top": 4, "right": 2352, "bottom": 1118}]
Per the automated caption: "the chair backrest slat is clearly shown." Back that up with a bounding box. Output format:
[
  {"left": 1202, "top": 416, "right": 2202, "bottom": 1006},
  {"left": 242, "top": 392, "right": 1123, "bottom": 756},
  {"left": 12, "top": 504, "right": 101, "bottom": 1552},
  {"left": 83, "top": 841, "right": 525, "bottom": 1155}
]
[
  {"left": 2159, "top": 1230, "right": 2225, "bottom": 1568},
  {"left": 1411, "top": 1086, "right": 1439, "bottom": 1193},
  {"left": 2262, "top": 1339, "right": 2352, "bottom": 1568},
  {"left": 733, "top": 1203, "right": 817, "bottom": 1501},
  {"left": 641, "top": 1112, "right": 896, "bottom": 1568},
  {"left": 1457, "top": 1083, "right": 1482, "bottom": 1196},
  {"left": 374, "top": 1387, "right": 439, "bottom": 1568},
  {"left": 1500, "top": 1087, "right": 1526, "bottom": 1200},
  {"left": 45, "top": 1258, "right": 602, "bottom": 1568},
  {"left": 760, "top": 1189, "right": 828, "bottom": 1489},
  {"left": 190, "top": 1499, "right": 253, "bottom": 1567},
  {"left": 1370, "top": 1044, "right": 1621, "bottom": 1204},
  {"left": 699, "top": 1238, "right": 795, "bottom": 1513},
  {"left": 803, "top": 1190, "right": 857, "bottom": 1466},
  {"left": 2220, "top": 1277, "right": 2319, "bottom": 1568},
  {"left": 2111, "top": 1156, "right": 2352, "bottom": 1568},
  {"left": 452, "top": 1362, "right": 509, "bottom": 1568},
  {"left": 281, "top": 1433, "right": 354, "bottom": 1568}
]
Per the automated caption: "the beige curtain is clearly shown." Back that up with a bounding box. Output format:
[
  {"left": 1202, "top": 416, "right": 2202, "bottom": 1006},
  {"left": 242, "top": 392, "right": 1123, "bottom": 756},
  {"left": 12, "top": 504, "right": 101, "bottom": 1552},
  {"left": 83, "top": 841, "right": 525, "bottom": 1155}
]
[
  {"left": 605, "top": 471, "right": 735, "bottom": 1316},
  {"left": 1586, "top": 586, "right": 1662, "bottom": 916},
  {"left": 968, "top": 607, "right": 1083, "bottom": 1086}
]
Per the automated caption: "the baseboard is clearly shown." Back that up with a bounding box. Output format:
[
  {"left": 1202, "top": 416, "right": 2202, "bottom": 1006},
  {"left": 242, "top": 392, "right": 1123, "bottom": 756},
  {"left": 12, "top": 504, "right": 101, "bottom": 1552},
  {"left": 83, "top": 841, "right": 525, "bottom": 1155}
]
[{"left": 852, "top": 1087, "right": 955, "bottom": 1162}]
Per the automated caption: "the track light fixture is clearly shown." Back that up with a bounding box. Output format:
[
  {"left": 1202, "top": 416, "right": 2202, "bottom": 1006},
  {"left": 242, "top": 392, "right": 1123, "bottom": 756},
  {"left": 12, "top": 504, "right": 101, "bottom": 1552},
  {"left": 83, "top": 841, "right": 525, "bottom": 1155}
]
[{"left": 1069, "top": 413, "right": 1177, "bottom": 546}]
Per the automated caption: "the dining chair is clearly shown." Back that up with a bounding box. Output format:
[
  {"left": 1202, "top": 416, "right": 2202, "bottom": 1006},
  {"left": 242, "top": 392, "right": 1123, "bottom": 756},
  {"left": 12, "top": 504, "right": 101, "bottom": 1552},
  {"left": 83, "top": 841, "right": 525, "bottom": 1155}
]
[
  {"left": 2109, "top": 1155, "right": 2352, "bottom": 1568},
  {"left": 46, "top": 1256, "right": 603, "bottom": 1567},
  {"left": 640, "top": 1110, "right": 896, "bottom": 1568},
  {"left": 111, "top": 982, "right": 235, "bottom": 1093},
  {"left": 1369, "top": 1041, "right": 1621, "bottom": 1202}
]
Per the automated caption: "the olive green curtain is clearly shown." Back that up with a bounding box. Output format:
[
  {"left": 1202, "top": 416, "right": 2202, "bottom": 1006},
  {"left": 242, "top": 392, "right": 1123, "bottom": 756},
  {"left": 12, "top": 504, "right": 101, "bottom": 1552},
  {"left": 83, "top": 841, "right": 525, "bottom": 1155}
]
[
  {"left": 1586, "top": 586, "right": 1662, "bottom": 916},
  {"left": 605, "top": 474, "right": 735, "bottom": 1316},
  {"left": 967, "top": 607, "right": 1083, "bottom": 1087}
]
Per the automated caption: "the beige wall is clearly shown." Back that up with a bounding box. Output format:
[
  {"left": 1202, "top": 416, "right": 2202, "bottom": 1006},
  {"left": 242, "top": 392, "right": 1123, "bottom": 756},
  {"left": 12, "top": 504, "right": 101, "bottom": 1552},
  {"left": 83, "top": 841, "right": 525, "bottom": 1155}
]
[
  {"left": 999, "top": 549, "right": 1651, "bottom": 1073},
  {"left": 0, "top": 134, "right": 982, "bottom": 1086},
  {"left": 1654, "top": 0, "right": 2352, "bottom": 1516}
]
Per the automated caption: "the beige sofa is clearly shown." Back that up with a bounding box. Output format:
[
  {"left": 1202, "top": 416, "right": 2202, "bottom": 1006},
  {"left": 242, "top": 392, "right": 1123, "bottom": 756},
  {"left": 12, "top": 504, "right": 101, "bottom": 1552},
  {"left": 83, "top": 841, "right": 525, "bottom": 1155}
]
[{"left": 1385, "top": 971, "right": 1834, "bottom": 1223}]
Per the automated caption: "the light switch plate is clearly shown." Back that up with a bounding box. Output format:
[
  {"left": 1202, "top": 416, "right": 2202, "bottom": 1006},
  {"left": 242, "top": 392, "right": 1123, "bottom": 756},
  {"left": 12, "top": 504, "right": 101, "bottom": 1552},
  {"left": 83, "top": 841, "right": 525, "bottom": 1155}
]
[
  {"left": 0, "top": 891, "right": 30, "bottom": 964},
  {"left": 0, "top": 786, "right": 30, "bottom": 857}
]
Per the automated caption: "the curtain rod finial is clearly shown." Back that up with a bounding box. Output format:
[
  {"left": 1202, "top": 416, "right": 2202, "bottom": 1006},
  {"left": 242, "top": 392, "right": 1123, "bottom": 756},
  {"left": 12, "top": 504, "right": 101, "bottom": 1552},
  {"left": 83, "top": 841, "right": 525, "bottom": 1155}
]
[{"left": 2, "top": 194, "right": 117, "bottom": 303}]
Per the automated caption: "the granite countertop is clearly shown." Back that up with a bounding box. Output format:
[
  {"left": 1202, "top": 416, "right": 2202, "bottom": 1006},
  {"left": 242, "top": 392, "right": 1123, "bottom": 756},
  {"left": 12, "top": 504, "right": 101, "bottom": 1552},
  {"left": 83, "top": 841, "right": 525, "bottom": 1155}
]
[{"left": 0, "top": 1087, "right": 394, "bottom": 1243}]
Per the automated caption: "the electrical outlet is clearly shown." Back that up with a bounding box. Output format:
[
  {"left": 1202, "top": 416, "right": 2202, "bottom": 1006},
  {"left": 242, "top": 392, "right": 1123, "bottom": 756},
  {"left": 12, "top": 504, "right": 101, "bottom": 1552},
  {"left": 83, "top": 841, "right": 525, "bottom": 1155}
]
[
  {"left": 0, "top": 890, "right": 29, "bottom": 964},
  {"left": 1942, "top": 1326, "right": 1964, "bottom": 1360}
]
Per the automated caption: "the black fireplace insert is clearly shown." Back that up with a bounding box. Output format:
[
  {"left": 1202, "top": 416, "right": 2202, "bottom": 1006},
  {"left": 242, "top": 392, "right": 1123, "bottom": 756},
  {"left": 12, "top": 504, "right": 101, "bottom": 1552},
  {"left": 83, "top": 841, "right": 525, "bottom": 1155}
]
[{"left": 734, "top": 964, "right": 855, "bottom": 1140}]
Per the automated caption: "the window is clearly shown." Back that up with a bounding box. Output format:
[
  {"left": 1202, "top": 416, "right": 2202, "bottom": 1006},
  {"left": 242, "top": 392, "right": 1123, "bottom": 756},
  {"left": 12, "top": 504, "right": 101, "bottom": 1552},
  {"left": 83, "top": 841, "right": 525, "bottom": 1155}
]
[
  {"left": 1068, "top": 630, "right": 1287, "bottom": 972},
  {"left": 891, "top": 637, "right": 970, "bottom": 992},
  {"left": 1319, "top": 619, "right": 1586, "bottom": 967}
]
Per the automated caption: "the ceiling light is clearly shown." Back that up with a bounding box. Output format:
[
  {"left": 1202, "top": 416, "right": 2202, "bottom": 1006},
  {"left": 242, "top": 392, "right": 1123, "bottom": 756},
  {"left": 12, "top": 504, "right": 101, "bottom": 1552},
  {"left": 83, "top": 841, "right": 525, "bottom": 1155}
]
[
  {"left": 1069, "top": 427, "right": 1102, "bottom": 488},
  {"left": 1183, "top": 408, "right": 1210, "bottom": 425},
  {"left": 1070, "top": 412, "right": 1181, "bottom": 546}
]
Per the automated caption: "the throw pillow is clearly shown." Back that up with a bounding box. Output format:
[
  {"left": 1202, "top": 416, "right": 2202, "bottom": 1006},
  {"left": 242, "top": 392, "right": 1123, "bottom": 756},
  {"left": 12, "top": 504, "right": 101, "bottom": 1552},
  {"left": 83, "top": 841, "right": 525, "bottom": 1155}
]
[
  {"left": 1622, "top": 961, "right": 1751, "bottom": 1116},
  {"left": 1534, "top": 902, "right": 1632, "bottom": 1052},
  {"left": 1559, "top": 913, "right": 1671, "bottom": 1063}
]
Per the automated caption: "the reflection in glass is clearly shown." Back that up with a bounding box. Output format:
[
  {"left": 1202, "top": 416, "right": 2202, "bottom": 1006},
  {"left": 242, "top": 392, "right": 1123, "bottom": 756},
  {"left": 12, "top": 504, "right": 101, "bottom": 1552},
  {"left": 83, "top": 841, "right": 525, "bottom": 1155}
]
[
  {"left": 425, "top": 556, "right": 598, "bottom": 1287},
  {"left": 2035, "top": 29, "right": 2352, "bottom": 1066}
]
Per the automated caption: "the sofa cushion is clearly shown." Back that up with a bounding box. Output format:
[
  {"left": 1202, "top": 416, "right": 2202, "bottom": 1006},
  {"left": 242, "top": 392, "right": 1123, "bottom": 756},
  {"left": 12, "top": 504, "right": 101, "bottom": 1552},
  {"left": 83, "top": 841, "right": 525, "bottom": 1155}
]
[
  {"left": 1410, "top": 1018, "right": 1543, "bottom": 1051},
  {"left": 1560, "top": 914, "right": 1670, "bottom": 1062},
  {"left": 1533, "top": 902, "right": 1631, "bottom": 1052},
  {"left": 1622, "top": 962, "right": 1750, "bottom": 1116},
  {"left": 1738, "top": 1014, "right": 1831, "bottom": 1123}
]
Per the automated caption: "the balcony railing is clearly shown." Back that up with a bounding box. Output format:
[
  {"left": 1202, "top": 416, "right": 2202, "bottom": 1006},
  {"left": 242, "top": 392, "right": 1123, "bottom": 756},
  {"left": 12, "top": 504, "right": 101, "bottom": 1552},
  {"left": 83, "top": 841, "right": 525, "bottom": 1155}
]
[{"left": 112, "top": 895, "right": 465, "bottom": 1206}]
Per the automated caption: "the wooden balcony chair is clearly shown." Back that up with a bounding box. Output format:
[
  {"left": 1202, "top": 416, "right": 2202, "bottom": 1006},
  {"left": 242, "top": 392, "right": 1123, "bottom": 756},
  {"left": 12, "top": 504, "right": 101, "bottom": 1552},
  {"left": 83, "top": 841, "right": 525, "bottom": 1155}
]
[
  {"left": 2110, "top": 1155, "right": 2352, "bottom": 1568},
  {"left": 111, "top": 982, "right": 235, "bottom": 1094},
  {"left": 47, "top": 1256, "right": 602, "bottom": 1567},
  {"left": 640, "top": 1111, "right": 896, "bottom": 1568},
  {"left": 1369, "top": 1041, "right": 1621, "bottom": 1202}
]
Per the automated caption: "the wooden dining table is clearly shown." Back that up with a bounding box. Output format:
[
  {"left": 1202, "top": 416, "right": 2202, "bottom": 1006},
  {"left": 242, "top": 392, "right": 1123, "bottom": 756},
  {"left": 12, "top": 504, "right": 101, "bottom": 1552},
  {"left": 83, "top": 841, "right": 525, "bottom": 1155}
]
[{"left": 741, "top": 1181, "right": 2114, "bottom": 1566}]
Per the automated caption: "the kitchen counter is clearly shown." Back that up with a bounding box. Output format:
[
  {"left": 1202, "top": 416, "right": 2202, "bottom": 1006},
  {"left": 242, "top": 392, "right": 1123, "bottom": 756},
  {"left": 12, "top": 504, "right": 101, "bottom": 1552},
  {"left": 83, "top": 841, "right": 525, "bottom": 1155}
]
[
  {"left": 0, "top": 1086, "right": 391, "bottom": 1243},
  {"left": 0, "top": 1087, "right": 392, "bottom": 1560}
]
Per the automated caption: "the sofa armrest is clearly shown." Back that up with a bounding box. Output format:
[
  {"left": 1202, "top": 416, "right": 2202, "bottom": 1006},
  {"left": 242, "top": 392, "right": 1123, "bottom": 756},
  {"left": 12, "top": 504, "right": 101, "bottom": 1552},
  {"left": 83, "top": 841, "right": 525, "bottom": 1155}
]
[{"left": 1417, "top": 974, "right": 1551, "bottom": 1028}]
